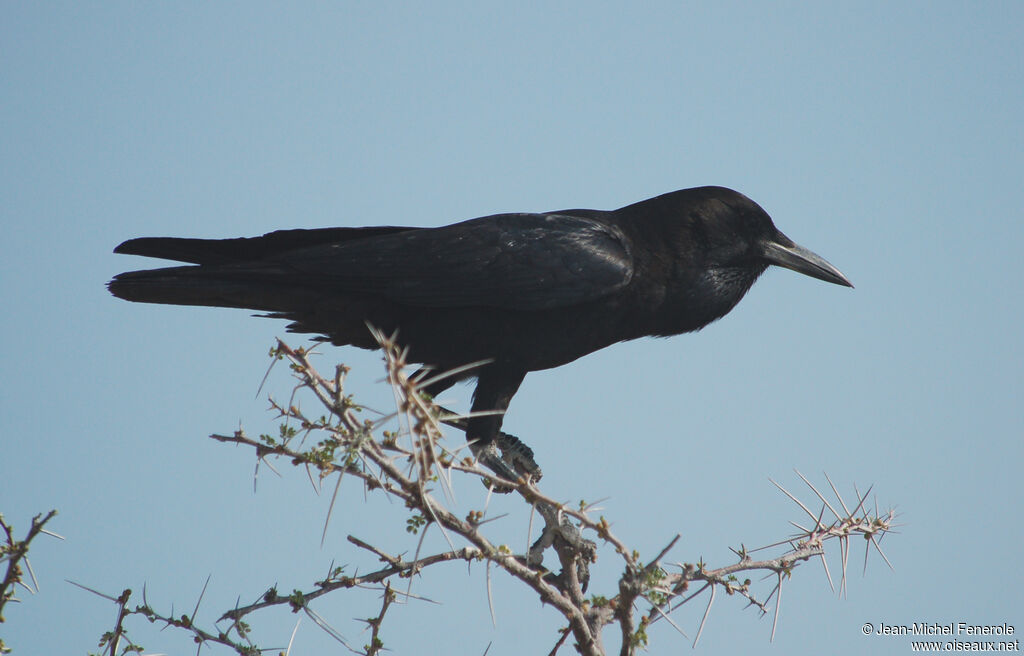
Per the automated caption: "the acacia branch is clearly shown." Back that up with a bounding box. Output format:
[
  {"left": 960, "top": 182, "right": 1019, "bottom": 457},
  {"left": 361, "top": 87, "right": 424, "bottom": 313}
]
[
  {"left": 1, "top": 508, "right": 60, "bottom": 650},
  {"left": 80, "top": 340, "right": 895, "bottom": 655}
]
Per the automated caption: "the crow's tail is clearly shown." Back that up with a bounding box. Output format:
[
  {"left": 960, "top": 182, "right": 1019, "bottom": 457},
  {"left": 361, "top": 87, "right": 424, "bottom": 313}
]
[
  {"left": 107, "top": 264, "right": 317, "bottom": 312},
  {"left": 108, "top": 227, "right": 405, "bottom": 311},
  {"left": 113, "top": 226, "right": 410, "bottom": 265}
]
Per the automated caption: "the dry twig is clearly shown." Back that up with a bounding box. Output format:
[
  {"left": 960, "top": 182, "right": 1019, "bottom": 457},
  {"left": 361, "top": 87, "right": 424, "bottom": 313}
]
[{"left": 78, "top": 339, "right": 894, "bottom": 655}]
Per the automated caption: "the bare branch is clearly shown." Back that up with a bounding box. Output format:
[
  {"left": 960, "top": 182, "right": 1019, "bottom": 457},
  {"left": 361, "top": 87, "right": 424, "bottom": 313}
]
[
  {"left": 79, "top": 341, "right": 895, "bottom": 655},
  {"left": 1, "top": 508, "right": 59, "bottom": 652}
]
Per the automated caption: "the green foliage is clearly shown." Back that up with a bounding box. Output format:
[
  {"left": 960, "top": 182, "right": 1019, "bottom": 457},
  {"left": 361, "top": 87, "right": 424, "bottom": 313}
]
[{"left": 405, "top": 513, "right": 427, "bottom": 534}]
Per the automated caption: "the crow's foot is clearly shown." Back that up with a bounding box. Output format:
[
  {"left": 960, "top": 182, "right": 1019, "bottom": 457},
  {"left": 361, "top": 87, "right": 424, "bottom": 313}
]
[
  {"left": 495, "top": 431, "right": 542, "bottom": 481},
  {"left": 437, "top": 406, "right": 542, "bottom": 490},
  {"left": 474, "top": 434, "right": 542, "bottom": 493}
]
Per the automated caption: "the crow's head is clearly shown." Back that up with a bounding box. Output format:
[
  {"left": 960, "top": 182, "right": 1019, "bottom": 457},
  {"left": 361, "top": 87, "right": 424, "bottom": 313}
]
[{"left": 683, "top": 186, "right": 853, "bottom": 289}]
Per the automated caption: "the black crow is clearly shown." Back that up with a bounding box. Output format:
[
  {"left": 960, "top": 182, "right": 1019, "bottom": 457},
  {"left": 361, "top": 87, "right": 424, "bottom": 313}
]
[{"left": 109, "top": 186, "right": 851, "bottom": 481}]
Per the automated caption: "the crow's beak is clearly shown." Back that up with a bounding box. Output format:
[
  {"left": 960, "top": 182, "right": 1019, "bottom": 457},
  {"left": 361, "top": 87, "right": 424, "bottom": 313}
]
[{"left": 761, "top": 233, "right": 853, "bottom": 288}]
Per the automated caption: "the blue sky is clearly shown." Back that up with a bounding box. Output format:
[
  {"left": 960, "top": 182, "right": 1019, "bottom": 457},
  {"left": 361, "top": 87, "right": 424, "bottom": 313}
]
[{"left": 3, "top": 3, "right": 1022, "bottom": 654}]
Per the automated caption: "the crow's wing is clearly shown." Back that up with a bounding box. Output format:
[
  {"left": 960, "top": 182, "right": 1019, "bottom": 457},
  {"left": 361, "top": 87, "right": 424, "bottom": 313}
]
[{"left": 276, "top": 213, "right": 633, "bottom": 311}]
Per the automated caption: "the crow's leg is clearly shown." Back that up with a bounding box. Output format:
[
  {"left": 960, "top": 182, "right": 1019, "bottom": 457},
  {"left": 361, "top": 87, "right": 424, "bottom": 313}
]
[
  {"left": 467, "top": 367, "right": 543, "bottom": 484},
  {"left": 436, "top": 415, "right": 542, "bottom": 484},
  {"left": 416, "top": 366, "right": 541, "bottom": 486}
]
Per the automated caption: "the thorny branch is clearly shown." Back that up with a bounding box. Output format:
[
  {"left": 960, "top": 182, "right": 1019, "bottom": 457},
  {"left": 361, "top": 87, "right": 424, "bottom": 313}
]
[
  {"left": 81, "top": 337, "right": 895, "bottom": 655},
  {"left": 1, "top": 510, "right": 60, "bottom": 654}
]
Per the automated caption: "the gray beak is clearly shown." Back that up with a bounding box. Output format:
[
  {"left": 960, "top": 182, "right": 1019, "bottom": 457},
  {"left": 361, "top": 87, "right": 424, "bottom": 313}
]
[{"left": 761, "top": 233, "right": 853, "bottom": 288}]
